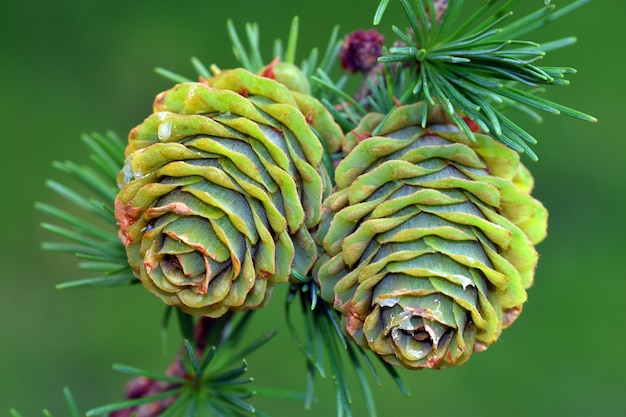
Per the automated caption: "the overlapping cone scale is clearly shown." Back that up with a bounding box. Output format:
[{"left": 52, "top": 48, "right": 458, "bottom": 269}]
[
  {"left": 314, "top": 103, "right": 548, "bottom": 369},
  {"left": 115, "top": 68, "right": 342, "bottom": 317}
]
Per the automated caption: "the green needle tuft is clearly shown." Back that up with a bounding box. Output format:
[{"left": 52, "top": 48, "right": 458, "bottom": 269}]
[{"left": 367, "top": 0, "right": 597, "bottom": 159}]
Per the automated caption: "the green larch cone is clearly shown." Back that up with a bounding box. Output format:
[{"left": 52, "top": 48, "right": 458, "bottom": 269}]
[
  {"left": 314, "top": 103, "right": 547, "bottom": 369},
  {"left": 115, "top": 68, "right": 342, "bottom": 317}
]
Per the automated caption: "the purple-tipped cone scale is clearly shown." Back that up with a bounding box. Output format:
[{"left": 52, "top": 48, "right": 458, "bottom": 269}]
[
  {"left": 115, "top": 68, "right": 342, "bottom": 317},
  {"left": 314, "top": 103, "right": 547, "bottom": 370}
]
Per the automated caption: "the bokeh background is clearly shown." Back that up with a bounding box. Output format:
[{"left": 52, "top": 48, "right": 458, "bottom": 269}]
[{"left": 1, "top": 0, "right": 624, "bottom": 416}]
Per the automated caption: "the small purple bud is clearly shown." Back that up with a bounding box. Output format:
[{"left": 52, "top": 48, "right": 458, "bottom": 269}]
[{"left": 339, "top": 29, "right": 385, "bottom": 74}]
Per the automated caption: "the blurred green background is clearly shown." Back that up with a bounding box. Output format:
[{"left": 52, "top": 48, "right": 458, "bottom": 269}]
[{"left": 1, "top": 0, "right": 624, "bottom": 415}]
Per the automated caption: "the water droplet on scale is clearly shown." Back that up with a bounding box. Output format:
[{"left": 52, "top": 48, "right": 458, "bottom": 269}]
[
  {"left": 158, "top": 122, "right": 172, "bottom": 141},
  {"left": 458, "top": 275, "right": 473, "bottom": 290}
]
